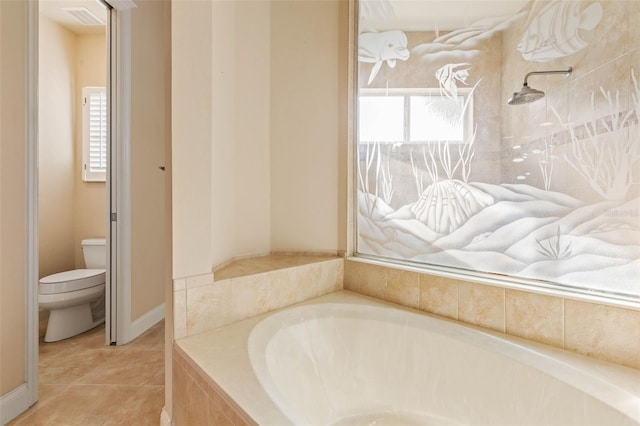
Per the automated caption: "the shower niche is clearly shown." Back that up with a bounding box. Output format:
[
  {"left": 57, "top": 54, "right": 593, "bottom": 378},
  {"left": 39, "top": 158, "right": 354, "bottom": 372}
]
[{"left": 355, "top": 0, "right": 640, "bottom": 300}]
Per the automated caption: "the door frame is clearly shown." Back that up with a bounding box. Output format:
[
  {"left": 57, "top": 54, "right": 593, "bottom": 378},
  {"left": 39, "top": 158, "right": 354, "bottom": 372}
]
[
  {"left": 25, "top": 0, "right": 39, "bottom": 408},
  {"left": 105, "top": 0, "right": 137, "bottom": 346},
  {"left": 23, "top": 0, "right": 137, "bottom": 409}
]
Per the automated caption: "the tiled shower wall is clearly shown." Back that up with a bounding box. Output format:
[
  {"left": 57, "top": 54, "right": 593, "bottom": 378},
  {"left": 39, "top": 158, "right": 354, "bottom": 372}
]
[{"left": 344, "top": 258, "right": 640, "bottom": 370}]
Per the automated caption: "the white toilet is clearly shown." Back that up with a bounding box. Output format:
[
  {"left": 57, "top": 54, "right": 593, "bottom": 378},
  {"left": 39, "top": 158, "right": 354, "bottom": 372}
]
[{"left": 39, "top": 238, "right": 106, "bottom": 342}]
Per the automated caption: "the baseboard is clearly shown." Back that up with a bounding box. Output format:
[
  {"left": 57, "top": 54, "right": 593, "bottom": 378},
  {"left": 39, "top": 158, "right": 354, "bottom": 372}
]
[
  {"left": 0, "top": 384, "right": 30, "bottom": 425},
  {"left": 160, "top": 406, "right": 172, "bottom": 426},
  {"left": 126, "top": 303, "right": 165, "bottom": 344}
]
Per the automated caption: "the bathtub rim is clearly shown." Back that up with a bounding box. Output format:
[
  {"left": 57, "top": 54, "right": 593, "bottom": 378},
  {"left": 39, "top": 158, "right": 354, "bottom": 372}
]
[
  {"left": 176, "top": 290, "right": 640, "bottom": 426},
  {"left": 248, "top": 298, "right": 640, "bottom": 425}
]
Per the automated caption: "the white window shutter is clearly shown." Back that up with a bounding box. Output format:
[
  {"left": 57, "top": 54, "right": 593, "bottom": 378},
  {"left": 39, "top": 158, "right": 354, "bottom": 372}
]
[{"left": 82, "top": 87, "right": 107, "bottom": 181}]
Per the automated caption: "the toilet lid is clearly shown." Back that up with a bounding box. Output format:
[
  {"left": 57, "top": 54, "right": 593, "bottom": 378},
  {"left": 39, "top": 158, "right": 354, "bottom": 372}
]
[{"left": 39, "top": 269, "right": 105, "bottom": 294}]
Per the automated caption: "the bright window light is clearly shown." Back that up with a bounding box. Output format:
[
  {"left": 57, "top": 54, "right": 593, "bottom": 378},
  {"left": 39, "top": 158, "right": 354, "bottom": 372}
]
[
  {"left": 359, "top": 96, "right": 404, "bottom": 142},
  {"left": 410, "top": 95, "right": 464, "bottom": 142}
]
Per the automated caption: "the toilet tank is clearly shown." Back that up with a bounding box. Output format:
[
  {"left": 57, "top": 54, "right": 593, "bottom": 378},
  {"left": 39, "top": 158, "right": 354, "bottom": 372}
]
[{"left": 81, "top": 238, "right": 106, "bottom": 269}]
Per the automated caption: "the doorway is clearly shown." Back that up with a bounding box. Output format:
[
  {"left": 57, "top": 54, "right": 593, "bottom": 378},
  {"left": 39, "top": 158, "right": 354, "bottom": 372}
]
[
  {"left": 37, "top": 0, "right": 110, "bottom": 344},
  {"left": 27, "top": 0, "right": 169, "bottom": 404},
  {"left": 26, "top": 0, "right": 150, "bottom": 408}
]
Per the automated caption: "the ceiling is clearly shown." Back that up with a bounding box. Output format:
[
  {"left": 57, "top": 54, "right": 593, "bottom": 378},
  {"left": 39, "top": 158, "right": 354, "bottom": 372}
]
[
  {"left": 39, "top": 0, "right": 107, "bottom": 35},
  {"left": 361, "top": 0, "right": 530, "bottom": 31},
  {"left": 39, "top": 0, "right": 529, "bottom": 35}
]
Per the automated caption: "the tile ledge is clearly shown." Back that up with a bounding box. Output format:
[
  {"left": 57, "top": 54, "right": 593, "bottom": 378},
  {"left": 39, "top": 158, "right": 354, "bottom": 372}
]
[{"left": 215, "top": 253, "right": 343, "bottom": 281}]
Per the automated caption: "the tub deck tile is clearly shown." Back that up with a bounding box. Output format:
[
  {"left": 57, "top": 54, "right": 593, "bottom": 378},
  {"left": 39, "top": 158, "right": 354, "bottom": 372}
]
[{"left": 215, "top": 254, "right": 341, "bottom": 281}]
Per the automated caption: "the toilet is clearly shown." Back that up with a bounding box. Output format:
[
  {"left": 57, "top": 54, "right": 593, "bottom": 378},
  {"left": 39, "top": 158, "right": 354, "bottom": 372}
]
[{"left": 39, "top": 238, "right": 106, "bottom": 342}]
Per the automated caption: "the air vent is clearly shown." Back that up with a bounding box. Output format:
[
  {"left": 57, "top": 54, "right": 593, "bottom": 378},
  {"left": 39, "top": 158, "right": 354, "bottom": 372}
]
[{"left": 63, "top": 7, "right": 104, "bottom": 26}]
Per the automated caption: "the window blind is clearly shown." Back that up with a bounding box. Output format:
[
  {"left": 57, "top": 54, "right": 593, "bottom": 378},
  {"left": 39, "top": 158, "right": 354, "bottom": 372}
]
[{"left": 82, "top": 87, "right": 107, "bottom": 181}]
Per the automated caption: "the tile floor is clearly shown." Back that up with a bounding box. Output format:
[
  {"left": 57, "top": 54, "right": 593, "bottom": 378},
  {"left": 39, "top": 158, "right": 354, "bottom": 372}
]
[{"left": 9, "top": 321, "right": 165, "bottom": 425}]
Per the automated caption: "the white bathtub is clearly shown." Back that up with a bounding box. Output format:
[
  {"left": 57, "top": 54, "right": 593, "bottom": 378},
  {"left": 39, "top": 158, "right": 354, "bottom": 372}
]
[{"left": 177, "top": 291, "right": 640, "bottom": 425}]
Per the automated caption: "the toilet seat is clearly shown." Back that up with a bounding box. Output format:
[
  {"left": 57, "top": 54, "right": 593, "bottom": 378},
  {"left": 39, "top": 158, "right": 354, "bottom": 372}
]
[{"left": 39, "top": 269, "right": 105, "bottom": 294}]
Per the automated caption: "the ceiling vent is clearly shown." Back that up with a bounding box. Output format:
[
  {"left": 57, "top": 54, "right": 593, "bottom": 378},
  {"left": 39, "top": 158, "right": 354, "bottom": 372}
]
[{"left": 63, "top": 7, "right": 104, "bottom": 26}]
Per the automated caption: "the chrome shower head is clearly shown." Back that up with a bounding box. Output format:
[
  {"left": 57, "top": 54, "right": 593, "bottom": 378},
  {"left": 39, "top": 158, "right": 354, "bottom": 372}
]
[
  {"left": 508, "top": 84, "right": 545, "bottom": 105},
  {"left": 507, "top": 67, "right": 573, "bottom": 106}
]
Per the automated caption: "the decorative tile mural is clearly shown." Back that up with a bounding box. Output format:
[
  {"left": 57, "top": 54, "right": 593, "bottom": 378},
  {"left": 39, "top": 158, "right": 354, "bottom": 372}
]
[{"left": 356, "top": 0, "right": 639, "bottom": 299}]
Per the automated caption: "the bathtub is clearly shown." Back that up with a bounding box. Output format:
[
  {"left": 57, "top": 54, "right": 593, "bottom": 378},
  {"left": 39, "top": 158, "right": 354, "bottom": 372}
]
[{"left": 176, "top": 291, "right": 640, "bottom": 425}]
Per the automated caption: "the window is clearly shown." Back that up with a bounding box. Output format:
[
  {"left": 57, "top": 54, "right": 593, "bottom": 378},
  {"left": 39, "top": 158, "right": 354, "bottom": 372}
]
[
  {"left": 82, "top": 86, "right": 107, "bottom": 182},
  {"left": 358, "top": 89, "right": 473, "bottom": 144}
]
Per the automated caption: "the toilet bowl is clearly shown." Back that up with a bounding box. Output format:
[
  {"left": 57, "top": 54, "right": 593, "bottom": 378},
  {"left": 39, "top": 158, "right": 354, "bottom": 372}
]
[{"left": 39, "top": 238, "right": 106, "bottom": 342}]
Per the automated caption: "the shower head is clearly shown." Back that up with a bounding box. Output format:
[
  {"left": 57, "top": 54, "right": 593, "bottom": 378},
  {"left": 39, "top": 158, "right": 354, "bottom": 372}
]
[
  {"left": 508, "top": 84, "right": 545, "bottom": 105},
  {"left": 507, "top": 67, "right": 573, "bottom": 106}
]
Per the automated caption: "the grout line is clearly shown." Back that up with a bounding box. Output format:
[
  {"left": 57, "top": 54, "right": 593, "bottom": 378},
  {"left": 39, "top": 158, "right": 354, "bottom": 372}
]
[
  {"left": 27, "top": 322, "right": 167, "bottom": 424},
  {"left": 455, "top": 279, "right": 460, "bottom": 321},
  {"left": 562, "top": 297, "right": 566, "bottom": 350},
  {"left": 503, "top": 287, "right": 507, "bottom": 334}
]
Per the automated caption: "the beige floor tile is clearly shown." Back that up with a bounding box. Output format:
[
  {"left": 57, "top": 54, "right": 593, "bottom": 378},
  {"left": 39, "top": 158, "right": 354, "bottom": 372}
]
[
  {"left": 10, "top": 319, "right": 165, "bottom": 425},
  {"left": 126, "top": 321, "right": 164, "bottom": 351},
  {"left": 40, "top": 384, "right": 70, "bottom": 405},
  {"left": 39, "top": 325, "right": 118, "bottom": 364},
  {"left": 79, "top": 349, "right": 164, "bottom": 386},
  {"left": 39, "top": 348, "right": 118, "bottom": 385},
  {"left": 72, "top": 325, "right": 114, "bottom": 350},
  {"left": 102, "top": 385, "right": 165, "bottom": 426},
  {"left": 15, "top": 385, "right": 163, "bottom": 426},
  {"left": 6, "top": 384, "right": 68, "bottom": 425}
]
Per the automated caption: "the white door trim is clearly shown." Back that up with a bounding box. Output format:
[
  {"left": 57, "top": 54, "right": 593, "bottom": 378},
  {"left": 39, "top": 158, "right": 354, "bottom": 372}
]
[
  {"left": 107, "top": 5, "right": 132, "bottom": 345},
  {"left": 2, "top": 1, "right": 41, "bottom": 423},
  {"left": 104, "top": 0, "right": 138, "bottom": 345},
  {"left": 26, "top": 0, "right": 39, "bottom": 409},
  {"left": 106, "top": 0, "right": 137, "bottom": 11}
]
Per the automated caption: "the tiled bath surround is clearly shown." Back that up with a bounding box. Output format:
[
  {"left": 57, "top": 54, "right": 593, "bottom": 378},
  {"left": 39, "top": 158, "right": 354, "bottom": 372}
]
[
  {"left": 172, "top": 256, "right": 343, "bottom": 339},
  {"left": 172, "top": 255, "right": 639, "bottom": 424},
  {"left": 174, "top": 255, "right": 639, "bottom": 368},
  {"left": 344, "top": 259, "right": 640, "bottom": 370},
  {"left": 173, "top": 346, "right": 256, "bottom": 426}
]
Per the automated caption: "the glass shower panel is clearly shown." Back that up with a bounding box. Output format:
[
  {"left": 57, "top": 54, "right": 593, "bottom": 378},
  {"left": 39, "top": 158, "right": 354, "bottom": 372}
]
[{"left": 356, "top": 0, "right": 640, "bottom": 300}]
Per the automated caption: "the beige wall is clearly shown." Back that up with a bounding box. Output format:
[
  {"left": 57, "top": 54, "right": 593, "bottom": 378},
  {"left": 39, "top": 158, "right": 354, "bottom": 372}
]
[
  {"left": 173, "top": 0, "right": 275, "bottom": 276},
  {"left": 211, "top": 0, "right": 272, "bottom": 268},
  {"left": 0, "top": 0, "right": 27, "bottom": 397},
  {"left": 270, "top": 1, "right": 345, "bottom": 253},
  {"left": 170, "top": 2, "right": 348, "bottom": 417},
  {"left": 173, "top": 0, "right": 347, "bottom": 278},
  {"left": 39, "top": 17, "right": 106, "bottom": 276},
  {"left": 130, "top": 0, "right": 170, "bottom": 321},
  {"left": 172, "top": 0, "right": 213, "bottom": 280},
  {"left": 230, "top": 1, "right": 271, "bottom": 259},
  {"left": 210, "top": 0, "right": 236, "bottom": 267},
  {"left": 38, "top": 16, "right": 77, "bottom": 278},
  {"left": 73, "top": 33, "right": 106, "bottom": 268}
]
